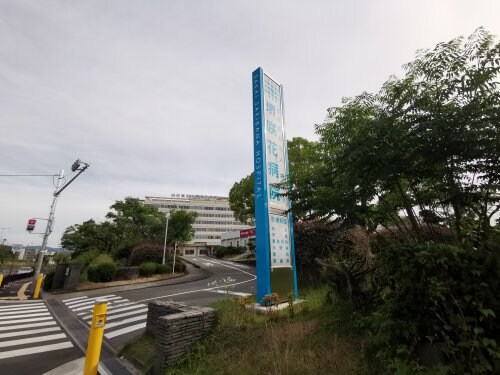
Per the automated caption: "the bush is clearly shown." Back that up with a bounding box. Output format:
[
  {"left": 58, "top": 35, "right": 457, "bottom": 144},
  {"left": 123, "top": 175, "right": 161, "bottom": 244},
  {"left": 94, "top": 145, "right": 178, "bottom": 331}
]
[
  {"left": 97, "top": 263, "right": 117, "bottom": 282},
  {"left": 174, "top": 261, "right": 186, "bottom": 273},
  {"left": 87, "top": 265, "right": 100, "bottom": 282},
  {"left": 129, "top": 243, "right": 170, "bottom": 266},
  {"left": 87, "top": 262, "right": 117, "bottom": 282},
  {"left": 214, "top": 246, "right": 245, "bottom": 259},
  {"left": 156, "top": 264, "right": 169, "bottom": 274},
  {"left": 139, "top": 262, "right": 157, "bottom": 277},
  {"left": 114, "top": 266, "right": 140, "bottom": 280},
  {"left": 42, "top": 271, "right": 55, "bottom": 291},
  {"left": 363, "top": 244, "right": 500, "bottom": 373}
]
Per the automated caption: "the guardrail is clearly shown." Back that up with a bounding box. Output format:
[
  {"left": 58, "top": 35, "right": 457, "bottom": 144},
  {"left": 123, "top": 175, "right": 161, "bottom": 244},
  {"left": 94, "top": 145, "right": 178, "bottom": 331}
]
[{"left": 0, "top": 271, "right": 35, "bottom": 287}]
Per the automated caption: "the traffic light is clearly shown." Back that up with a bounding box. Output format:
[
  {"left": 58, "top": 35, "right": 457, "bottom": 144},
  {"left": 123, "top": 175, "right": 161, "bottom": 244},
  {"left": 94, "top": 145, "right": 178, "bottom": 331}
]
[{"left": 26, "top": 219, "right": 36, "bottom": 232}]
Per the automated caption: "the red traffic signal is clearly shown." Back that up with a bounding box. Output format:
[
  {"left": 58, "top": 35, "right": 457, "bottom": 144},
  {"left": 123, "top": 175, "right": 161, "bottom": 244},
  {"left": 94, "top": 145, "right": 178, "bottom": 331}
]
[{"left": 26, "top": 219, "right": 36, "bottom": 232}]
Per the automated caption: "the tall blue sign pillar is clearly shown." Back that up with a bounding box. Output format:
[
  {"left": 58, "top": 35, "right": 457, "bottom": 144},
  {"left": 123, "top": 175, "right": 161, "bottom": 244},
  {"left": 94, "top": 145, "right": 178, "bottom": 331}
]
[{"left": 252, "top": 67, "right": 298, "bottom": 304}]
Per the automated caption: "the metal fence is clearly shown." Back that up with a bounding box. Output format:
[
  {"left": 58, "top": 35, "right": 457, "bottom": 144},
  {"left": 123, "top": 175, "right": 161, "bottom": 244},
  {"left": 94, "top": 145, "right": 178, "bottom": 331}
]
[{"left": 0, "top": 271, "right": 35, "bottom": 287}]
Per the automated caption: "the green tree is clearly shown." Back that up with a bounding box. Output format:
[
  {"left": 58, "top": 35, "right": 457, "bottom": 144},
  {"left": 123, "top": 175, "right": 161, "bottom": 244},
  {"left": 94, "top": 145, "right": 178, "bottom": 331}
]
[
  {"left": 311, "top": 28, "right": 500, "bottom": 246},
  {"left": 167, "top": 210, "right": 198, "bottom": 244},
  {"left": 229, "top": 137, "right": 321, "bottom": 224},
  {"left": 106, "top": 197, "right": 166, "bottom": 242},
  {"left": 61, "top": 219, "right": 116, "bottom": 254},
  {"left": 229, "top": 173, "right": 255, "bottom": 225}
]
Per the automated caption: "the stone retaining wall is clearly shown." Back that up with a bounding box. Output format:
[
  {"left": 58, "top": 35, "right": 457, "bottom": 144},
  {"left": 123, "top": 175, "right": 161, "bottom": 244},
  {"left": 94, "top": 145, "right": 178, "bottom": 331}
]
[{"left": 146, "top": 299, "right": 217, "bottom": 374}]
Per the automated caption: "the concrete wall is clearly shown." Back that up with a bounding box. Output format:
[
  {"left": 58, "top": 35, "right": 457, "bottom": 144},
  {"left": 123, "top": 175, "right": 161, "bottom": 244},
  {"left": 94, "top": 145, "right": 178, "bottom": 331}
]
[{"left": 146, "top": 300, "right": 217, "bottom": 374}]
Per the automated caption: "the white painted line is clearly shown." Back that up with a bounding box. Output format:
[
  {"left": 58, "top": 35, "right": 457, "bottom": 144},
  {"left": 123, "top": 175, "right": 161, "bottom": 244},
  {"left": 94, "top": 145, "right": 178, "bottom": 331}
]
[
  {"left": 105, "top": 322, "right": 146, "bottom": 339},
  {"left": 0, "top": 316, "right": 53, "bottom": 325},
  {"left": 0, "top": 333, "right": 67, "bottom": 348},
  {"left": 0, "top": 312, "right": 50, "bottom": 320},
  {"left": 0, "top": 341, "right": 73, "bottom": 359},
  {"left": 0, "top": 303, "right": 45, "bottom": 311},
  {"left": 211, "top": 290, "right": 251, "bottom": 297},
  {"left": 1, "top": 307, "right": 48, "bottom": 316},
  {"left": 69, "top": 296, "right": 124, "bottom": 310},
  {"left": 66, "top": 295, "right": 118, "bottom": 308},
  {"left": 64, "top": 294, "right": 116, "bottom": 306},
  {"left": 102, "top": 308, "right": 148, "bottom": 322},
  {"left": 81, "top": 304, "right": 145, "bottom": 321},
  {"left": 104, "top": 315, "right": 146, "bottom": 329},
  {"left": 0, "top": 321, "right": 57, "bottom": 332},
  {"left": 62, "top": 296, "right": 88, "bottom": 303},
  {"left": 0, "top": 326, "right": 61, "bottom": 339}
]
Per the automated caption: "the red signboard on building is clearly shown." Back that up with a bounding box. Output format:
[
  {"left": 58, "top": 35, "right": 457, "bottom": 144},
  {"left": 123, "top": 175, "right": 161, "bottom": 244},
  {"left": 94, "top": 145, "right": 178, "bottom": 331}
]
[{"left": 240, "top": 228, "right": 256, "bottom": 238}]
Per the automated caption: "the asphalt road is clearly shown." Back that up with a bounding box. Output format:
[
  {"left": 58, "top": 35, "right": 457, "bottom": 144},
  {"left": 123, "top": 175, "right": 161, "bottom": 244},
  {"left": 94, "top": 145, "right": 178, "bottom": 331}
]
[
  {"left": 0, "top": 256, "right": 256, "bottom": 374},
  {"left": 57, "top": 256, "right": 255, "bottom": 372}
]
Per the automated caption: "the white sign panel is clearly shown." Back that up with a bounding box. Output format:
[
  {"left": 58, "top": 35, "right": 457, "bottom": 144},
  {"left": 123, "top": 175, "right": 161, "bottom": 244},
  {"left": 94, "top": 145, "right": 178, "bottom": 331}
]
[
  {"left": 263, "top": 74, "right": 289, "bottom": 212},
  {"left": 269, "top": 213, "right": 291, "bottom": 268}
]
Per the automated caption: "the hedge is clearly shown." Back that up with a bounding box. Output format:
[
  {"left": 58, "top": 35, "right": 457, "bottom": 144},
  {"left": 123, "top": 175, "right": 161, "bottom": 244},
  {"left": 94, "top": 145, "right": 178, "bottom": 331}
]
[
  {"left": 129, "top": 244, "right": 171, "bottom": 266},
  {"left": 87, "top": 263, "right": 117, "bottom": 282},
  {"left": 139, "top": 262, "right": 157, "bottom": 277}
]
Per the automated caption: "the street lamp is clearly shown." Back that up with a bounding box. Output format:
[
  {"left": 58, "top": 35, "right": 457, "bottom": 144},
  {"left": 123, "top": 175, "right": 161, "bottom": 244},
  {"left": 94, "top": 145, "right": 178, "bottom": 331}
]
[{"left": 162, "top": 212, "right": 170, "bottom": 265}]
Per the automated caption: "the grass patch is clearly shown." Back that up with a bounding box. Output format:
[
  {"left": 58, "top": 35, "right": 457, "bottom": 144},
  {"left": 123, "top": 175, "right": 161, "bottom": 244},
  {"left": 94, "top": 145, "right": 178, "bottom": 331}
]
[
  {"left": 120, "top": 331, "right": 156, "bottom": 373},
  {"left": 122, "top": 286, "right": 367, "bottom": 374}
]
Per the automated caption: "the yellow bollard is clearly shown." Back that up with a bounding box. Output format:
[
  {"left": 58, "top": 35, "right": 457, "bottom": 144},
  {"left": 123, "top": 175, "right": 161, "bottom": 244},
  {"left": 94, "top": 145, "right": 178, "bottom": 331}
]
[
  {"left": 0, "top": 274, "right": 3, "bottom": 287},
  {"left": 84, "top": 299, "right": 108, "bottom": 375},
  {"left": 33, "top": 273, "right": 44, "bottom": 299}
]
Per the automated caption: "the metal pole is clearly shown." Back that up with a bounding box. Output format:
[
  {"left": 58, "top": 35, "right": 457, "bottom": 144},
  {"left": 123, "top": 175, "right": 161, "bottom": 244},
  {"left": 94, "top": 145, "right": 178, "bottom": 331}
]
[
  {"left": 162, "top": 215, "right": 169, "bottom": 265},
  {"left": 32, "top": 169, "right": 64, "bottom": 290},
  {"left": 84, "top": 299, "right": 108, "bottom": 375},
  {"left": 172, "top": 241, "right": 177, "bottom": 275}
]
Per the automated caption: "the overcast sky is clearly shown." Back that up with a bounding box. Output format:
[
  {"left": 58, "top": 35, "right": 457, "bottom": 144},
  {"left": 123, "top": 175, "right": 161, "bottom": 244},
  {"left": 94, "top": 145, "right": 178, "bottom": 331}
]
[{"left": 1, "top": 1, "right": 499, "bottom": 247}]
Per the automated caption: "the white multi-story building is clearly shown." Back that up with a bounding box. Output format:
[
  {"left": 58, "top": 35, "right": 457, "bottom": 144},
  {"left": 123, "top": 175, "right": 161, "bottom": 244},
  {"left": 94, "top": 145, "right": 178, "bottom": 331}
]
[{"left": 144, "top": 194, "right": 252, "bottom": 255}]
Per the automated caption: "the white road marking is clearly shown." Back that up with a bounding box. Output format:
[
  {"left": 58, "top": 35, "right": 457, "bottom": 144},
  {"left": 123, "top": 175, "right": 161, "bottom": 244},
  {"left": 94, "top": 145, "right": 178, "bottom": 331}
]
[
  {"left": 81, "top": 304, "right": 144, "bottom": 320},
  {"left": 64, "top": 294, "right": 116, "bottom": 307},
  {"left": 0, "top": 316, "right": 53, "bottom": 325},
  {"left": 0, "top": 312, "right": 50, "bottom": 320},
  {"left": 99, "top": 308, "right": 148, "bottom": 322},
  {"left": 0, "top": 303, "right": 45, "bottom": 311},
  {"left": 62, "top": 296, "right": 88, "bottom": 303},
  {"left": 0, "top": 341, "right": 73, "bottom": 359},
  {"left": 0, "top": 321, "right": 57, "bottom": 332},
  {"left": 0, "top": 326, "right": 61, "bottom": 339},
  {"left": 105, "top": 322, "right": 146, "bottom": 339},
  {"left": 66, "top": 296, "right": 122, "bottom": 309},
  {"left": 0, "top": 333, "right": 66, "bottom": 348},
  {"left": 202, "top": 263, "right": 214, "bottom": 267},
  {"left": 0, "top": 307, "right": 48, "bottom": 316},
  {"left": 104, "top": 315, "right": 146, "bottom": 329},
  {"left": 211, "top": 290, "right": 251, "bottom": 297}
]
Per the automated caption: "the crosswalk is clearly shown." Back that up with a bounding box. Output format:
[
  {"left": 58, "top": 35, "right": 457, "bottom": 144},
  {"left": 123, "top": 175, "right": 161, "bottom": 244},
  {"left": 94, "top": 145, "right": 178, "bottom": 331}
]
[
  {"left": 62, "top": 294, "right": 147, "bottom": 339},
  {"left": 0, "top": 301, "right": 73, "bottom": 360}
]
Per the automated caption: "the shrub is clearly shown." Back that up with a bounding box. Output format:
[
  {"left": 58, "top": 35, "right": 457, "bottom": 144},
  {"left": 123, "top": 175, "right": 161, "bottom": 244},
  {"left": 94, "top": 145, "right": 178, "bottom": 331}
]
[
  {"left": 96, "top": 263, "right": 117, "bottom": 282},
  {"left": 114, "top": 266, "right": 140, "bottom": 280},
  {"left": 42, "top": 271, "right": 55, "bottom": 291},
  {"left": 129, "top": 244, "right": 170, "bottom": 266},
  {"left": 139, "top": 262, "right": 157, "bottom": 277},
  {"left": 364, "top": 244, "right": 500, "bottom": 373},
  {"left": 87, "top": 265, "right": 100, "bottom": 282},
  {"left": 156, "top": 264, "right": 169, "bottom": 274},
  {"left": 174, "top": 261, "right": 186, "bottom": 273},
  {"left": 87, "top": 263, "right": 117, "bottom": 282},
  {"left": 214, "top": 246, "right": 245, "bottom": 259}
]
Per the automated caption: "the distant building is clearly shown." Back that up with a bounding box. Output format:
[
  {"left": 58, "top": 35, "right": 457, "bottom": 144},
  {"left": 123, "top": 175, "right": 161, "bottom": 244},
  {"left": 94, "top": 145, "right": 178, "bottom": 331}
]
[
  {"left": 11, "top": 248, "right": 25, "bottom": 260},
  {"left": 221, "top": 228, "right": 256, "bottom": 248},
  {"left": 144, "top": 194, "right": 252, "bottom": 256},
  {"left": 23, "top": 248, "right": 39, "bottom": 262}
]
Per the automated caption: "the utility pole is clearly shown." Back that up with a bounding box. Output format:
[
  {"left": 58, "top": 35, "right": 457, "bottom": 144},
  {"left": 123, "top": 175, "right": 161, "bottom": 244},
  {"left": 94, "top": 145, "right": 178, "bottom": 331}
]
[
  {"left": 32, "top": 160, "right": 89, "bottom": 291},
  {"left": 162, "top": 212, "right": 170, "bottom": 265},
  {"left": 0, "top": 228, "right": 11, "bottom": 244}
]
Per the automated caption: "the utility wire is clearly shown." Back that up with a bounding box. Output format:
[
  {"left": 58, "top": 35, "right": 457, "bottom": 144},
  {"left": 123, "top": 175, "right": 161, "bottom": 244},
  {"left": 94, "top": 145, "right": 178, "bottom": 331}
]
[{"left": 0, "top": 174, "right": 59, "bottom": 177}]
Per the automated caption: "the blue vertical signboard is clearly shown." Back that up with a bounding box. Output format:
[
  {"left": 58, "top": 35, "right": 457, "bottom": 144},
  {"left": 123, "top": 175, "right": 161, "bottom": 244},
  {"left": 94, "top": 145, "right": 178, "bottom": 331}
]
[{"left": 252, "top": 67, "right": 298, "bottom": 304}]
